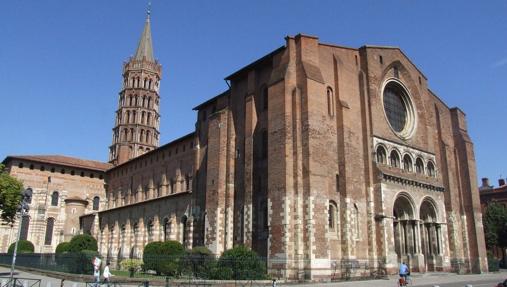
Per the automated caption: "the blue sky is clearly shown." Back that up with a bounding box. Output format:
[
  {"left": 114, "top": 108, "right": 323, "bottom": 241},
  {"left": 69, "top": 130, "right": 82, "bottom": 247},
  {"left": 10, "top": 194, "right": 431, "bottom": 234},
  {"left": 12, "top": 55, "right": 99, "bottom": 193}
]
[{"left": 1, "top": 1, "right": 506, "bottom": 186}]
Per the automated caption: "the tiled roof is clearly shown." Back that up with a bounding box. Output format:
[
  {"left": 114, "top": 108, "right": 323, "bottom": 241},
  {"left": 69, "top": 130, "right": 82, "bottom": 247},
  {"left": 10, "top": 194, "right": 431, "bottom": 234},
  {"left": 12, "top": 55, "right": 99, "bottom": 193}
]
[{"left": 3, "top": 155, "right": 112, "bottom": 171}]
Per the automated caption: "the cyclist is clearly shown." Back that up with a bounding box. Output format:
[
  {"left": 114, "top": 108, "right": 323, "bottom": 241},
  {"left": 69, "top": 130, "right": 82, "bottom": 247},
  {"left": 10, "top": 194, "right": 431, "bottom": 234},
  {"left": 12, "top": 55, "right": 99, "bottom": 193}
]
[{"left": 399, "top": 262, "right": 410, "bottom": 286}]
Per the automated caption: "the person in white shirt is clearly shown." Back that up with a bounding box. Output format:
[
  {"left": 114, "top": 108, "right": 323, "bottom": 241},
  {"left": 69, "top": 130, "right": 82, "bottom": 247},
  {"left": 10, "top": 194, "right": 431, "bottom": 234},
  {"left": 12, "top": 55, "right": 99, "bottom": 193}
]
[{"left": 103, "top": 262, "right": 113, "bottom": 286}]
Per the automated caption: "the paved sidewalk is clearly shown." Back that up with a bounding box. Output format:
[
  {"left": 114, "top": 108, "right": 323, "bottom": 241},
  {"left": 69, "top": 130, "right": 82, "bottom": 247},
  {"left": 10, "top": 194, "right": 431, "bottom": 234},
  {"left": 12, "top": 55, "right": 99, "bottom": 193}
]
[
  {"left": 286, "top": 271, "right": 507, "bottom": 286},
  {"left": 0, "top": 266, "right": 85, "bottom": 287},
  {"left": 1, "top": 266, "right": 506, "bottom": 287}
]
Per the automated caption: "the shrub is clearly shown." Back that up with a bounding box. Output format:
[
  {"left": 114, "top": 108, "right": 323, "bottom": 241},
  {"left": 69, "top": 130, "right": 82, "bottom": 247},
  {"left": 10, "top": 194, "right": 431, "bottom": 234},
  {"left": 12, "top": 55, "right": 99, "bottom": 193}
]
[
  {"left": 8, "top": 240, "right": 34, "bottom": 254},
  {"left": 183, "top": 246, "right": 215, "bottom": 278},
  {"left": 158, "top": 241, "right": 185, "bottom": 276},
  {"left": 68, "top": 234, "right": 98, "bottom": 252},
  {"left": 55, "top": 242, "right": 70, "bottom": 254},
  {"left": 143, "top": 241, "right": 185, "bottom": 276},
  {"left": 216, "top": 245, "right": 266, "bottom": 280},
  {"left": 488, "top": 252, "right": 500, "bottom": 272},
  {"left": 120, "top": 258, "right": 143, "bottom": 271},
  {"left": 120, "top": 258, "right": 143, "bottom": 274},
  {"left": 143, "top": 241, "right": 164, "bottom": 274}
]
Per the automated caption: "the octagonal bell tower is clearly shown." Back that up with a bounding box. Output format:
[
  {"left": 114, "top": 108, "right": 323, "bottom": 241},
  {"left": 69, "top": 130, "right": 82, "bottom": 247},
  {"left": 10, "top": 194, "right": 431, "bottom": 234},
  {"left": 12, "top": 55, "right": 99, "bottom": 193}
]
[{"left": 109, "top": 10, "right": 162, "bottom": 165}]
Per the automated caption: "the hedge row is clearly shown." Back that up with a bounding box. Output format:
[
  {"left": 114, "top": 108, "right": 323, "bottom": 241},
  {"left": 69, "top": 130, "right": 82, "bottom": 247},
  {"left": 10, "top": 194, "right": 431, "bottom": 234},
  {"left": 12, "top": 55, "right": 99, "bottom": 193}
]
[{"left": 141, "top": 242, "right": 266, "bottom": 280}]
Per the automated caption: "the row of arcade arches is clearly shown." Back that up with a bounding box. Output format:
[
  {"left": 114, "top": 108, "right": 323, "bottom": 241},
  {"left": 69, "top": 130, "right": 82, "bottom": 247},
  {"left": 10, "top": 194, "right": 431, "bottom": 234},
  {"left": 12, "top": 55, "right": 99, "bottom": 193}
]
[{"left": 392, "top": 193, "right": 443, "bottom": 271}]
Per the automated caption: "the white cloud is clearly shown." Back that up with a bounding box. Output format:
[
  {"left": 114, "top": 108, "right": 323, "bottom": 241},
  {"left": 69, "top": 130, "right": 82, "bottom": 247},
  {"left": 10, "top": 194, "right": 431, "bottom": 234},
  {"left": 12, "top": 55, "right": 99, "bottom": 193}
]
[{"left": 492, "top": 57, "right": 507, "bottom": 68}]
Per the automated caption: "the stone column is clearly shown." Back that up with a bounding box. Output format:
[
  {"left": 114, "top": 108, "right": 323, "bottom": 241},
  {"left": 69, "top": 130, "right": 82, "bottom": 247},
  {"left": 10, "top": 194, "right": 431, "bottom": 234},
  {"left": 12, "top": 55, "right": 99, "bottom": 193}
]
[
  {"left": 411, "top": 220, "right": 425, "bottom": 272},
  {"left": 383, "top": 217, "right": 399, "bottom": 272}
]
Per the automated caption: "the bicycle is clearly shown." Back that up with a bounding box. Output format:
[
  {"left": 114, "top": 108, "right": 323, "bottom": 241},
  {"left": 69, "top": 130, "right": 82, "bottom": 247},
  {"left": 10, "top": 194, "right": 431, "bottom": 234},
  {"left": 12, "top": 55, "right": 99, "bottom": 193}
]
[{"left": 397, "top": 275, "right": 412, "bottom": 287}]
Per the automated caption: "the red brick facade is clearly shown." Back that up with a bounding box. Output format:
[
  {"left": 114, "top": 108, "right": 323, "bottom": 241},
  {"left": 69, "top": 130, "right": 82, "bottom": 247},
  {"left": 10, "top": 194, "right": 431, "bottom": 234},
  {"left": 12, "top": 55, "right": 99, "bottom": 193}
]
[{"left": 98, "top": 33, "right": 488, "bottom": 280}]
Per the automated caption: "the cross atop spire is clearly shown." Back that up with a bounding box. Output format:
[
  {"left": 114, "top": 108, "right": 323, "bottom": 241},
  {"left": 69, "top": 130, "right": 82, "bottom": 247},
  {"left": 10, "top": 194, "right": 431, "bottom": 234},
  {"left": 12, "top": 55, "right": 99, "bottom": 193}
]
[{"left": 134, "top": 4, "right": 154, "bottom": 62}]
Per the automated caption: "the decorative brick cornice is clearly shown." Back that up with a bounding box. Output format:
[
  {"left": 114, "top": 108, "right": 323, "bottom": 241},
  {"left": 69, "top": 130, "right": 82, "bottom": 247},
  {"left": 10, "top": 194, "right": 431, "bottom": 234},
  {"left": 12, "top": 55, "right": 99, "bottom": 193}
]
[{"left": 380, "top": 171, "right": 445, "bottom": 192}]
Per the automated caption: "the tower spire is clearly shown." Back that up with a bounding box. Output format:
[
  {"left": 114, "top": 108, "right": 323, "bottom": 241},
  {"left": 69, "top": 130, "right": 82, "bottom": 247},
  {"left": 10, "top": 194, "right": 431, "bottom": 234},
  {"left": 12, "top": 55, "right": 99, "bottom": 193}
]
[
  {"left": 109, "top": 4, "right": 162, "bottom": 165},
  {"left": 134, "top": 4, "right": 154, "bottom": 62}
]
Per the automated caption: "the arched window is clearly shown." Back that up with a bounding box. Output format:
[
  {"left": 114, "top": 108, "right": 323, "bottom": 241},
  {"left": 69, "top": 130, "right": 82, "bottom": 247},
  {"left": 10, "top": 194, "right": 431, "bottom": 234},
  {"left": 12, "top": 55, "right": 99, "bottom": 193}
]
[
  {"left": 126, "top": 111, "right": 130, "bottom": 124},
  {"left": 132, "top": 111, "right": 137, "bottom": 123},
  {"left": 148, "top": 79, "right": 152, "bottom": 90},
  {"left": 18, "top": 162, "right": 24, "bottom": 168},
  {"left": 327, "top": 87, "right": 334, "bottom": 117},
  {"left": 146, "top": 131, "right": 151, "bottom": 145},
  {"left": 376, "top": 146, "right": 387, "bottom": 164},
  {"left": 147, "top": 97, "right": 152, "bottom": 108},
  {"left": 163, "top": 218, "right": 171, "bottom": 241},
  {"left": 130, "top": 128, "right": 134, "bottom": 141},
  {"left": 427, "top": 161, "right": 436, "bottom": 177},
  {"left": 93, "top": 196, "right": 100, "bottom": 211},
  {"left": 142, "top": 96, "right": 146, "bottom": 107},
  {"left": 147, "top": 113, "right": 152, "bottom": 125},
  {"left": 390, "top": 150, "right": 400, "bottom": 168},
  {"left": 141, "top": 111, "right": 145, "bottom": 124},
  {"left": 403, "top": 155, "right": 413, "bottom": 172},
  {"left": 261, "top": 200, "right": 268, "bottom": 230},
  {"left": 129, "top": 96, "right": 133, "bottom": 106},
  {"left": 20, "top": 215, "right": 30, "bottom": 241},
  {"left": 135, "top": 96, "right": 139, "bottom": 107},
  {"left": 144, "top": 78, "right": 147, "bottom": 89},
  {"left": 261, "top": 129, "right": 268, "bottom": 159},
  {"left": 51, "top": 191, "right": 59, "bottom": 206},
  {"left": 262, "top": 86, "right": 268, "bottom": 111},
  {"left": 328, "top": 201, "right": 337, "bottom": 232},
  {"left": 415, "top": 158, "right": 424, "bottom": 174},
  {"left": 147, "top": 219, "right": 154, "bottom": 242},
  {"left": 44, "top": 217, "right": 55, "bottom": 245},
  {"left": 185, "top": 175, "right": 191, "bottom": 191},
  {"left": 140, "top": 129, "right": 145, "bottom": 143},
  {"left": 353, "top": 204, "right": 359, "bottom": 239}
]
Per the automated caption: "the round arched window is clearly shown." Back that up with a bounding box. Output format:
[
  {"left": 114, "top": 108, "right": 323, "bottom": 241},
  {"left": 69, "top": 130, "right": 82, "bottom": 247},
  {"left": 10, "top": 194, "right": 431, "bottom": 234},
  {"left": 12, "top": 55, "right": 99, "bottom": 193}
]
[{"left": 382, "top": 79, "right": 416, "bottom": 139}]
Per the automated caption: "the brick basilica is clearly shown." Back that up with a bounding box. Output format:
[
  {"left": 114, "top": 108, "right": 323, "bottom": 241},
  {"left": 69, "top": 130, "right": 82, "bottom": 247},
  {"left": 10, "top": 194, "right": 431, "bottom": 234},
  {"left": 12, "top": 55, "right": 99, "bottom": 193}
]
[{"left": 3, "top": 12, "right": 488, "bottom": 280}]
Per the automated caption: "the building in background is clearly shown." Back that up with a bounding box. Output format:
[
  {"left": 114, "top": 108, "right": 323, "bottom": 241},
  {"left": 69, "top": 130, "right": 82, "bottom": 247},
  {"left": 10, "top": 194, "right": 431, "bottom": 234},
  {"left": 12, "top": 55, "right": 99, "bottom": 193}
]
[
  {"left": 0, "top": 155, "right": 109, "bottom": 253},
  {"left": 479, "top": 177, "right": 507, "bottom": 208},
  {"left": 479, "top": 177, "right": 507, "bottom": 265}
]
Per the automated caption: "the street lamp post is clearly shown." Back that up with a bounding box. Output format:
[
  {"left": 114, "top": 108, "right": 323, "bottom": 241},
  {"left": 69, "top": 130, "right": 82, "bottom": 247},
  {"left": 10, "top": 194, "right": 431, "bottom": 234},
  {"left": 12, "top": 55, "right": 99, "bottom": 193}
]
[{"left": 10, "top": 188, "right": 32, "bottom": 280}]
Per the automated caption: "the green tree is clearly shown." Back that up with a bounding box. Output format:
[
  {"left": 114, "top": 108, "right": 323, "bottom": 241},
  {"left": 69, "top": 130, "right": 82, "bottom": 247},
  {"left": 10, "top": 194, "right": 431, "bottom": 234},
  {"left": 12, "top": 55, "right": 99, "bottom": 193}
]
[
  {"left": 0, "top": 164, "right": 23, "bottom": 224},
  {"left": 483, "top": 202, "right": 507, "bottom": 250},
  {"left": 68, "top": 234, "right": 98, "bottom": 252}
]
